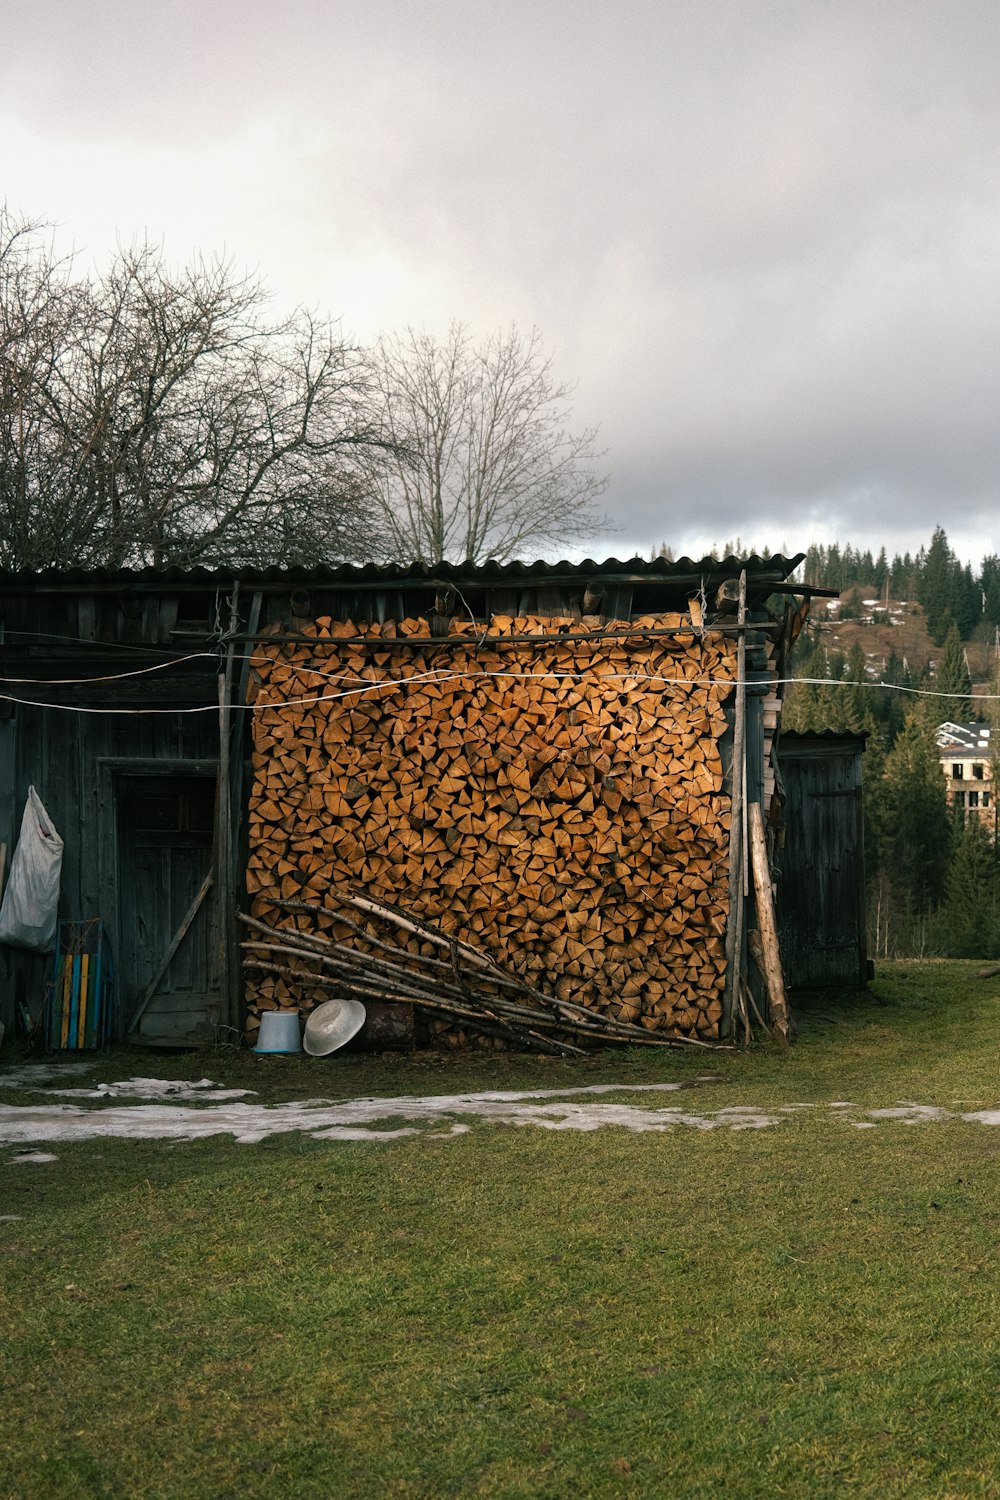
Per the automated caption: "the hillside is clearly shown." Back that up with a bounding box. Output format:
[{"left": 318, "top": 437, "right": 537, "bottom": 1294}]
[{"left": 804, "top": 591, "right": 996, "bottom": 699}]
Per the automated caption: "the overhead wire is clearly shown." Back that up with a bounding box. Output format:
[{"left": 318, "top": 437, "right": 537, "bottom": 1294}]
[
  {"left": 0, "top": 652, "right": 216, "bottom": 685},
  {"left": 0, "top": 626, "right": 204, "bottom": 656},
  {"left": 0, "top": 659, "right": 998, "bottom": 718}
]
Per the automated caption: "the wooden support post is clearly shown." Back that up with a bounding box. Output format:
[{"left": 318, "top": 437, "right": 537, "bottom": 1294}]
[
  {"left": 216, "top": 584, "right": 242, "bottom": 1035},
  {"left": 225, "top": 589, "right": 261, "bottom": 1037},
  {"left": 218, "top": 667, "right": 236, "bottom": 1033},
  {"left": 748, "top": 800, "right": 792, "bottom": 1047},
  {"left": 723, "top": 570, "right": 748, "bottom": 1037}
]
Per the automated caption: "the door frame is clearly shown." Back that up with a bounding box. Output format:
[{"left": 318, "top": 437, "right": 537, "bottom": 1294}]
[{"left": 97, "top": 758, "right": 220, "bottom": 1037}]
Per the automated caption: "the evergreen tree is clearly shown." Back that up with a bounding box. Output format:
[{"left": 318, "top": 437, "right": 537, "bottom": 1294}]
[
  {"left": 981, "top": 555, "right": 1000, "bottom": 626},
  {"left": 987, "top": 652, "right": 1000, "bottom": 734},
  {"left": 920, "top": 527, "right": 955, "bottom": 644},
  {"left": 889, "top": 552, "right": 907, "bottom": 597},
  {"left": 932, "top": 816, "right": 1000, "bottom": 958},
  {"left": 804, "top": 543, "right": 822, "bottom": 586},
  {"left": 874, "top": 547, "right": 888, "bottom": 597},
  {"left": 780, "top": 635, "right": 828, "bottom": 732},
  {"left": 827, "top": 543, "right": 843, "bottom": 590},
  {"left": 874, "top": 647, "right": 908, "bottom": 748},
  {"left": 935, "top": 621, "right": 973, "bottom": 722},
  {"left": 952, "top": 563, "right": 982, "bottom": 638},
  {"left": 879, "top": 711, "right": 953, "bottom": 915},
  {"left": 811, "top": 649, "right": 846, "bottom": 730},
  {"left": 838, "top": 642, "right": 870, "bottom": 732}
]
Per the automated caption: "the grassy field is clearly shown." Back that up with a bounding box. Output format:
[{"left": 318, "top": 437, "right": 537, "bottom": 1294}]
[{"left": 1, "top": 961, "right": 999, "bottom": 1498}]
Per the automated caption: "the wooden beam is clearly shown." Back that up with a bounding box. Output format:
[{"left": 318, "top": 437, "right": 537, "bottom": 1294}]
[
  {"left": 723, "top": 570, "right": 748, "bottom": 1038},
  {"left": 126, "top": 871, "right": 214, "bottom": 1033},
  {"left": 226, "top": 588, "right": 262, "bottom": 1036},
  {"left": 216, "top": 582, "right": 243, "bottom": 1035},
  {"left": 748, "top": 801, "right": 792, "bottom": 1048},
  {"left": 201, "top": 621, "right": 782, "bottom": 651}
]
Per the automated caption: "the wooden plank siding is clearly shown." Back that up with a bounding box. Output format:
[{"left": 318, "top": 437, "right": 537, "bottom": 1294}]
[{"left": 0, "top": 701, "right": 221, "bottom": 1040}]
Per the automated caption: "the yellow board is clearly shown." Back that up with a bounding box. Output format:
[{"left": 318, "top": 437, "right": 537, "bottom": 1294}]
[
  {"left": 77, "top": 953, "right": 90, "bottom": 1049},
  {"left": 60, "top": 955, "right": 72, "bottom": 1050}
]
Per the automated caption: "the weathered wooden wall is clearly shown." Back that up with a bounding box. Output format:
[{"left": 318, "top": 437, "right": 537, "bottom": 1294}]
[{"left": 0, "top": 701, "right": 220, "bottom": 1038}]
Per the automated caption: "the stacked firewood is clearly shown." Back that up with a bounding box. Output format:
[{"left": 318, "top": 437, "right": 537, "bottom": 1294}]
[{"left": 243, "top": 613, "right": 738, "bottom": 1047}]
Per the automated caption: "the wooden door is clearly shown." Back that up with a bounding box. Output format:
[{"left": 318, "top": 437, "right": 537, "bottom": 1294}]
[
  {"left": 117, "top": 774, "right": 220, "bottom": 1042},
  {"left": 776, "top": 736, "right": 868, "bottom": 990}
]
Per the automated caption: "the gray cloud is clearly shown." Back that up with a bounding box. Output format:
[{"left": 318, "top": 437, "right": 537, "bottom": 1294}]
[{"left": 3, "top": 0, "right": 1000, "bottom": 562}]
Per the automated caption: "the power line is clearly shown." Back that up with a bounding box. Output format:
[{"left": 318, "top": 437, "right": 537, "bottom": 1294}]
[{"left": 0, "top": 666, "right": 998, "bottom": 718}]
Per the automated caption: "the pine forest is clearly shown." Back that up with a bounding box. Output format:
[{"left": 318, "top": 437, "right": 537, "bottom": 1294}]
[{"left": 780, "top": 527, "right": 1000, "bottom": 960}]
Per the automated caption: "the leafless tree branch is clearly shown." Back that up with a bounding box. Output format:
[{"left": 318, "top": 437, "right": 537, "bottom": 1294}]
[
  {"left": 362, "top": 322, "right": 609, "bottom": 564},
  {"left": 0, "top": 208, "right": 388, "bottom": 569}
]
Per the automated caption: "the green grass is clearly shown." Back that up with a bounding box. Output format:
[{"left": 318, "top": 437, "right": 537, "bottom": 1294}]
[{"left": 1, "top": 961, "right": 1000, "bottom": 1498}]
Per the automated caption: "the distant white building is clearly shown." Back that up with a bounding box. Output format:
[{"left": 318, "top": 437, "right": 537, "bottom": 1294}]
[{"left": 936, "top": 722, "right": 995, "bottom": 831}]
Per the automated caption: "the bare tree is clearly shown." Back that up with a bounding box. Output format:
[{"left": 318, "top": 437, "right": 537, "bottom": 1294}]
[
  {"left": 0, "top": 208, "right": 385, "bottom": 569},
  {"left": 0, "top": 209, "right": 87, "bottom": 565},
  {"left": 363, "top": 322, "right": 607, "bottom": 563}
]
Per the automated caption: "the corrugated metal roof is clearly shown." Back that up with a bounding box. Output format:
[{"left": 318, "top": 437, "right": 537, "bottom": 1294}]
[
  {"left": 0, "top": 552, "right": 806, "bottom": 592},
  {"left": 936, "top": 721, "right": 992, "bottom": 752}
]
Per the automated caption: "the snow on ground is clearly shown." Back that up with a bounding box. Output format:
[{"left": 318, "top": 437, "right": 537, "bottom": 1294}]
[
  {"left": 40, "top": 1077, "right": 256, "bottom": 1102},
  {"left": 0, "top": 1076, "right": 998, "bottom": 1150}
]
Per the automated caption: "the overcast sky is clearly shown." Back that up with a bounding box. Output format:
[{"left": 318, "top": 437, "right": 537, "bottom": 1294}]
[{"left": 3, "top": 0, "right": 999, "bottom": 566}]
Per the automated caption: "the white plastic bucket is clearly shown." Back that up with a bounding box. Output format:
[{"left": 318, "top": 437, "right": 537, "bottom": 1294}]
[{"left": 255, "top": 1009, "right": 302, "bottom": 1053}]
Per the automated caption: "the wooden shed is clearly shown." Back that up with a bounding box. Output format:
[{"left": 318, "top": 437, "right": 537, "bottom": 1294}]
[
  {"left": 0, "top": 554, "right": 825, "bottom": 1047},
  {"left": 774, "top": 730, "right": 870, "bottom": 991}
]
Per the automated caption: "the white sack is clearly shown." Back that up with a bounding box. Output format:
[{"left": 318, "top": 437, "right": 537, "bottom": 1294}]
[{"left": 0, "top": 786, "right": 64, "bottom": 951}]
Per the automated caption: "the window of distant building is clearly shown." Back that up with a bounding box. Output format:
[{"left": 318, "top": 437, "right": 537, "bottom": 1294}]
[
  {"left": 985, "top": 793, "right": 992, "bottom": 807},
  {"left": 969, "top": 790, "right": 980, "bottom": 808},
  {"left": 954, "top": 790, "right": 966, "bottom": 807},
  {"left": 973, "top": 763, "right": 984, "bottom": 780},
  {"left": 952, "top": 763, "right": 964, "bottom": 779}
]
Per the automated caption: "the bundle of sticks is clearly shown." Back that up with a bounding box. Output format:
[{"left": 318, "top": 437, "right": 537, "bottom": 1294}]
[{"left": 240, "top": 892, "right": 730, "bottom": 1056}]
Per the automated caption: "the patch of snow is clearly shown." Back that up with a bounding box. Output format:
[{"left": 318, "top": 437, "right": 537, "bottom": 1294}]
[
  {"left": 864, "top": 1104, "right": 950, "bottom": 1125},
  {"left": 0, "top": 1084, "right": 775, "bottom": 1146},
  {"left": 0, "top": 1079, "right": 996, "bottom": 1147},
  {"left": 9, "top": 1151, "right": 58, "bottom": 1163},
  {"left": 43, "top": 1077, "right": 256, "bottom": 1103}
]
